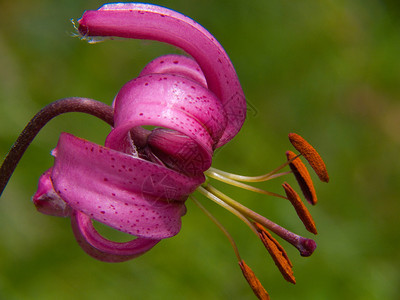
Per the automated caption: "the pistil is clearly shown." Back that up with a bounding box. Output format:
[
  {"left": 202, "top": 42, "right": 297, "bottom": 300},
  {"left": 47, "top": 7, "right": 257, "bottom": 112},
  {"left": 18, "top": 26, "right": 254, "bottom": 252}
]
[{"left": 199, "top": 183, "right": 317, "bottom": 256}]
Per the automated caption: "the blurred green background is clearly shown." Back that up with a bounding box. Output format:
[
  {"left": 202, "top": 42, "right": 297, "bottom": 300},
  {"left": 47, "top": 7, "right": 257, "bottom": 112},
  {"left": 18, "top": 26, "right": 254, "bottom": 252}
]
[{"left": 0, "top": 0, "right": 399, "bottom": 299}]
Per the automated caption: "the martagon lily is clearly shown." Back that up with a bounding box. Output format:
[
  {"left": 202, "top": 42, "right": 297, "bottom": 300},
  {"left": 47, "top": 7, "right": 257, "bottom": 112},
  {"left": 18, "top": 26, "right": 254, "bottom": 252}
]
[{"left": 0, "top": 3, "right": 329, "bottom": 299}]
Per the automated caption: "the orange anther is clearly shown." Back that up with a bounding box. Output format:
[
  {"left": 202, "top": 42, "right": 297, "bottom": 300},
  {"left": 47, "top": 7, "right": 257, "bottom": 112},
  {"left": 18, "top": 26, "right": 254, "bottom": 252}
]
[
  {"left": 254, "top": 223, "right": 296, "bottom": 284},
  {"left": 286, "top": 150, "right": 318, "bottom": 205},
  {"left": 288, "top": 133, "right": 329, "bottom": 183},
  {"left": 239, "top": 260, "right": 270, "bottom": 300},
  {"left": 282, "top": 182, "right": 317, "bottom": 234}
]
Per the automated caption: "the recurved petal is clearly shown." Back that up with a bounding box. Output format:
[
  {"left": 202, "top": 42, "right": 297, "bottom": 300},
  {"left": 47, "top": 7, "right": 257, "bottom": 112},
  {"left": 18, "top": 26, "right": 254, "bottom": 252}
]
[
  {"left": 51, "top": 133, "right": 203, "bottom": 239},
  {"left": 139, "top": 54, "right": 208, "bottom": 89},
  {"left": 78, "top": 3, "right": 246, "bottom": 147},
  {"left": 108, "top": 73, "right": 227, "bottom": 153},
  {"left": 71, "top": 210, "right": 160, "bottom": 262}
]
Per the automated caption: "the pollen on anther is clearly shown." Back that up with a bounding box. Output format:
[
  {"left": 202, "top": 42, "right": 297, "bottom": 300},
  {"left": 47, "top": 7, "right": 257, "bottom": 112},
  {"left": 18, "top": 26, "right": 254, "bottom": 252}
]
[
  {"left": 282, "top": 182, "right": 317, "bottom": 235},
  {"left": 254, "top": 223, "right": 296, "bottom": 284},
  {"left": 238, "top": 260, "right": 270, "bottom": 300},
  {"left": 288, "top": 133, "right": 329, "bottom": 183},
  {"left": 286, "top": 150, "right": 318, "bottom": 205}
]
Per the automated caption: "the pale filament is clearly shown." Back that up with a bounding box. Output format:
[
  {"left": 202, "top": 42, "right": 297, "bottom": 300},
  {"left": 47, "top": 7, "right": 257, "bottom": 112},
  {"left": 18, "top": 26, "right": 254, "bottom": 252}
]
[
  {"left": 204, "top": 170, "right": 287, "bottom": 199},
  {"left": 205, "top": 154, "right": 299, "bottom": 183}
]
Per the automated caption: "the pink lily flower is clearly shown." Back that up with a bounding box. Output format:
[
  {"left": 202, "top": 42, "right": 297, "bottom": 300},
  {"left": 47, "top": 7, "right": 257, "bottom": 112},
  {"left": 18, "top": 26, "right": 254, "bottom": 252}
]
[
  {"left": 34, "top": 2, "right": 246, "bottom": 262},
  {"left": 0, "top": 3, "right": 329, "bottom": 299}
]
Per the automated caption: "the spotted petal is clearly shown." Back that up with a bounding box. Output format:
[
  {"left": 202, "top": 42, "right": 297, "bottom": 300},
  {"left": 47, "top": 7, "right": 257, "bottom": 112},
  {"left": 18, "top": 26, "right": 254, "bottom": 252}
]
[
  {"left": 51, "top": 133, "right": 204, "bottom": 239},
  {"left": 106, "top": 72, "right": 227, "bottom": 174},
  {"left": 78, "top": 3, "right": 246, "bottom": 147},
  {"left": 139, "top": 54, "right": 208, "bottom": 89}
]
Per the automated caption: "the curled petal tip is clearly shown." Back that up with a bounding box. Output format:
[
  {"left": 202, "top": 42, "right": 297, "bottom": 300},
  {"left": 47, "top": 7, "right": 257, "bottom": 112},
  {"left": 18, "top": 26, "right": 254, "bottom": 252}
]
[
  {"left": 33, "top": 169, "right": 71, "bottom": 217},
  {"left": 71, "top": 210, "right": 160, "bottom": 262}
]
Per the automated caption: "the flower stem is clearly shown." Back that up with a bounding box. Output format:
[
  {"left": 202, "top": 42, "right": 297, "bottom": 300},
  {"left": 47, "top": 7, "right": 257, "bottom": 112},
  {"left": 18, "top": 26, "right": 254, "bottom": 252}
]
[{"left": 0, "top": 97, "right": 113, "bottom": 197}]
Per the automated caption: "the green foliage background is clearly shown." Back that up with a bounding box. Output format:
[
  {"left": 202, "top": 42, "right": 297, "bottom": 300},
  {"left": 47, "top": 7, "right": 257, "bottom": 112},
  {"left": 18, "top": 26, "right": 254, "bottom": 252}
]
[{"left": 0, "top": 0, "right": 399, "bottom": 299}]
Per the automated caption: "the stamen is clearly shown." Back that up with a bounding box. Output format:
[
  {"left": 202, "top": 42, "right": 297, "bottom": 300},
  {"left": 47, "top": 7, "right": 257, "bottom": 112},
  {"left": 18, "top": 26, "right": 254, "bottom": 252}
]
[
  {"left": 201, "top": 184, "right": 317, "bottom": 256},
  {"left": 207, "top": 165, "right": 293, "bottom": 183},
  {"left": 239, "top": 260, "right": 270, "bottom": 300},
  {"left": 254, "top": 223, "right": 292, "bottom": 267},
  {"left": 286, "top": 150, "right": 317, "bottom": 205},
  {"left": 288, "top": 133, "right": 329, "bottom": 183},
  {"left": 0, "top": 98, "right": 113, "bottom": 197},
  {"left": 254, "top": 223, "right": 295, "bottom": 284},
  {"left": 190, "top": 195, "right": 242, "bottom": 261},
  {"left": 205, "top": 170, "right": 286, "bottom": 199},
  {"left": 191, "top": 196, "right": 270, "bottom": 299},
  {"left": 282, "top": 183, "right": 317, "bottom": 234}
]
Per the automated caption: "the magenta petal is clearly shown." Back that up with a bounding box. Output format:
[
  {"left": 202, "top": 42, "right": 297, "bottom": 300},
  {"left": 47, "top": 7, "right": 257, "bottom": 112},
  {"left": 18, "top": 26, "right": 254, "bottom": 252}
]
[
  {"left": 71, "top": 210, "right": 159, "bottom": 262},
  {"left": 33, "top": 168, "right": 72, "bottom": 217},
  {"left": 139, "top": 54, "right": 208, "bottom": 88},
  {"left": 78, "top": 3, "right": 246, "bottom": 147},
  {"left": 51, "top": 133, "right": 203, "bottom": 239},
  {"left": 147, "top": 128, "right": 207, "bottom": 176},
  {"left": 106, "top": 73, "right": 227, "bottom": 157}
]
